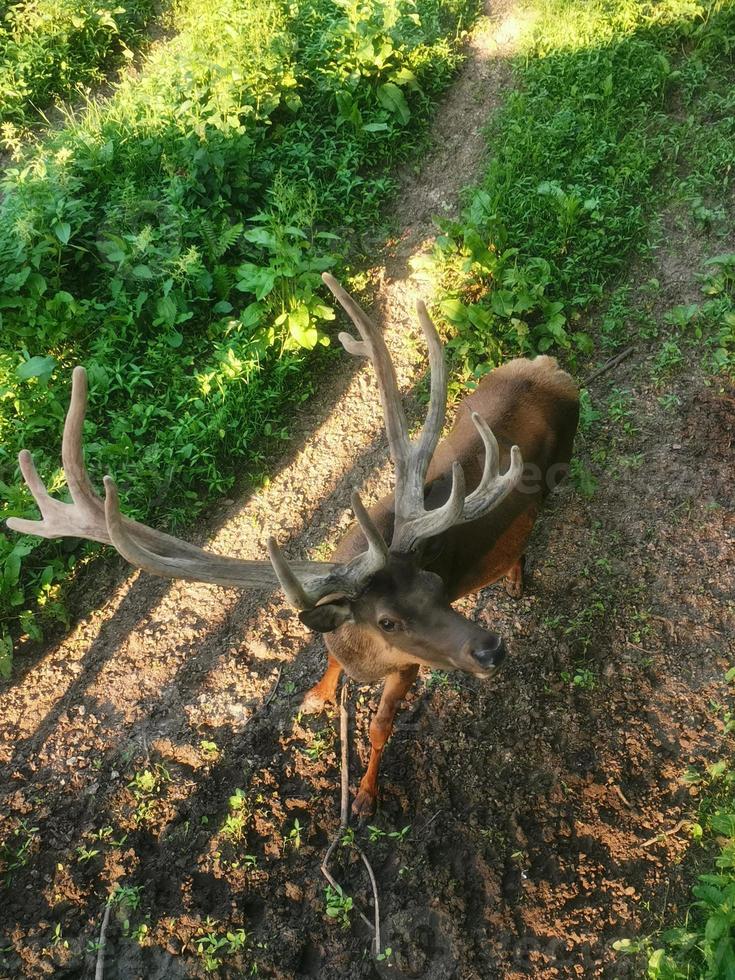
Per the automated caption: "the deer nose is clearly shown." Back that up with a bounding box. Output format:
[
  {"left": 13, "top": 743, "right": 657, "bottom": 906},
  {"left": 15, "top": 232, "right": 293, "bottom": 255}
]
[{"left": 471, "top": 635, "right": 506, "bottom": 670}]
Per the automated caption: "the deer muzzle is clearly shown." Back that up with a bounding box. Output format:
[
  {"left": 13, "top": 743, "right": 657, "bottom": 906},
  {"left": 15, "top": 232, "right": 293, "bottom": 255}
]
[{"left": 468, "top": 634, "right": 506, "bottom": 674}]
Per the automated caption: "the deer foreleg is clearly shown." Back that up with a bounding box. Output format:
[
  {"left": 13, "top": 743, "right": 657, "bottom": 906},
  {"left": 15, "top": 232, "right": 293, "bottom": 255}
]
[
  {"left": 353, "top": 665, "right": 419, "bottom": 819},
  {"left": 504, "top": 554, "right": 525, "bottom": 598},
  {"left": 301, "top": 655, "right": 342, "bottom": 714}
]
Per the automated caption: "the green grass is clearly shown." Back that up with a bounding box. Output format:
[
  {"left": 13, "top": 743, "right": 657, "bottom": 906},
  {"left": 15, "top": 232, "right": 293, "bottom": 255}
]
[
  {"left": 0, "top": 0, "right": 478, "bottom": 671},
  {"left": 431, "top": 0, "right": 735, "bottom": 387},
  {"left": 0, "top": 0, "right": 158, "bottom": 128}
]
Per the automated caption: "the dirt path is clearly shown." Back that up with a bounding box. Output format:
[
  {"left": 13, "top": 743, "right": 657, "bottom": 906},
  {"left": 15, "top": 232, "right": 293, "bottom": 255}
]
[{"left": 1, "top": 2, "right": 734, "bottom": 978}]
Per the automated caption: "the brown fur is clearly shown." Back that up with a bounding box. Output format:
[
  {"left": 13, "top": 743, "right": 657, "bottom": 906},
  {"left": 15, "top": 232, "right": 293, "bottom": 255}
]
[{"left": 333, "top": 355, "right": 579, "bottom": 600}]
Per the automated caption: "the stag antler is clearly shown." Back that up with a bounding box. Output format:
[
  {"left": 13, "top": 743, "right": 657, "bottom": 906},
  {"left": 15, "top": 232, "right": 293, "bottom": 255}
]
[
  {"left": 6, "top": 367, "right": 387, "bottom": 606},
  {"left": 322, "top": 273, "right": 524, "bottom": 552}
]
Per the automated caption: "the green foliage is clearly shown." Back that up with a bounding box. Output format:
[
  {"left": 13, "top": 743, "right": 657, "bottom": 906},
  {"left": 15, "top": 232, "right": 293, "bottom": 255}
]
[
  {"left": 432, "top": 0, "right": 735, "bottom": 383},
  {"left": 0, "top": 0, "right": 477, "bottom": 668},
  {"left": 0, "top": 0, "right": 156, "bottom": 128}
]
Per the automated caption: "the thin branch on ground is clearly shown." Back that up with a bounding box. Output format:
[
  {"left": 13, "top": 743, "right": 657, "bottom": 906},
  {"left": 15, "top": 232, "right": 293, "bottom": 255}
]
[
  {"left": 584, "top": 345, "right": 635, "bottom": 385},
  {"left": 613, "top": 785, "right": 633, "bottom": 808},
  {"left": 640, "top": 818, "right": 689, "bottom": 848},
  {"left": 263, "top": 664, "right": 283, "bottom": 708},
  {"left": 613, "top": 785, "right": 632, "bottom": 808},
  {"left": 320, "top": 681, "right": 383, "bottom": 956},
  {"left": 94, "top": 899, "right": 112, "bottom": 980}
]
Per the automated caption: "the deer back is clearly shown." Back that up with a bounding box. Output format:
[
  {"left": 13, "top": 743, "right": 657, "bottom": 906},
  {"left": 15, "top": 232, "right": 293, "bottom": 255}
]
[{"left": 332, "top": 355, "right": 579, "bottom": 600}]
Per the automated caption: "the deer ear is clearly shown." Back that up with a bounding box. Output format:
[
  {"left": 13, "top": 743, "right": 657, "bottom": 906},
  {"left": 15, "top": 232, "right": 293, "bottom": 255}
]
[{"left": 299, "top": 601, "right": 354, "bottom": 633}]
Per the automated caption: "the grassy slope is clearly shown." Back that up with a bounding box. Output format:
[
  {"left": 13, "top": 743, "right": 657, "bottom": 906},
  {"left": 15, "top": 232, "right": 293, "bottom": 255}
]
[
  {"left": 0, "top": 0, "right": 478, "bottom": 668},
  {"left": 433, "top": 0, "right": 733, "bottom": 384},
  {"left": 431, "top": 0, "right": 734, "bottom": 974}
]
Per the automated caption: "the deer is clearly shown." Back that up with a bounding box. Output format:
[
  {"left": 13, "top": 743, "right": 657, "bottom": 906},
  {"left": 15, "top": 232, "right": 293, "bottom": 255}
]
[{"left": 7, "top": 273, "right": 579, "bottom": 817}]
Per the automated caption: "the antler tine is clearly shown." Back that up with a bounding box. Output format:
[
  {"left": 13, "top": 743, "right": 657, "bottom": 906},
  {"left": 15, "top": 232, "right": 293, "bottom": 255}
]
[
  {"left": 63, "top": 366, "right": 104, "bottom": 513},
  {"left": 350, "top": 490, "right": 389, "bottom": 563},
  {"left": 7, "top": 367, "right": 111, "bottom": 543},
  {"left": 461, "top": 414, "right": 525, "bottom": 523},
  {"left": 414, "top": 299, "right": 447, "bottom": 467},
  {"left": 323, "top": 273, "right": 467, "bottom": 554},
  {"left": 266, "top": 490, "right": 389, "bottom": 609},
  {"left": 267, "top": 537, "right": 314, "bottom": 609},
  {"left": 322, "top": 273, "right": 410, "bottom": 465},
  {"left": 397, "top": 461, "right": 467, "bottom": 552}
]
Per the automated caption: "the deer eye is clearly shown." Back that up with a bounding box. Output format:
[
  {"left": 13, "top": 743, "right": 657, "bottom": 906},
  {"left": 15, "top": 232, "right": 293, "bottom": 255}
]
[{"left": 378, "top": 617, "right": 399, "bottom": 633}]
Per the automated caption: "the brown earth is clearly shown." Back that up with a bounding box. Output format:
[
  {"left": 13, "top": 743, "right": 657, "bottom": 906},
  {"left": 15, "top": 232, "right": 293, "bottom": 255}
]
[{"left": 1, "top": 2, "right": 734, "bottom": 978}]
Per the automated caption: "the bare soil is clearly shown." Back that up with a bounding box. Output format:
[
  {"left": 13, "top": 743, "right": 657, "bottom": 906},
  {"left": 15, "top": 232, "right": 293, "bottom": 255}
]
[{"left": 1, "top": 3, "right": 734, "bottom": 978}]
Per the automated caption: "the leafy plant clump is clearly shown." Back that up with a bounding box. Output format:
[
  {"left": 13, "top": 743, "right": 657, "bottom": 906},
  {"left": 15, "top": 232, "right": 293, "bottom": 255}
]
[
  {"left": 0, "top": 0, "right": 158, "bottom": 129},
  {"left": 0, "top": 0, "right": 479, "bottom": 671},
  {"left": 432, "top": 0, "right": 735, "bottom": 386}
]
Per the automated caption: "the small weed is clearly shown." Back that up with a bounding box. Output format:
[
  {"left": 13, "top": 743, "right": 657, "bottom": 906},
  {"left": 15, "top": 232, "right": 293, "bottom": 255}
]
[
  {"left": 89, "top": 825, "right": 127, "bottom": 846},
  {"left": 284, "top": 818, "right": 303, "bottom": 852},
  {"left": 657, "top": 392, "right": 681, "bottom": 411},
  {"left": 569, "top": 459, "right": 597, "bottom": 499},
  {"left": 578, "top": 389, "right": 602, "bottom": 433},
  {"left": 561, "top": 668, "right": 597, "bottom": 691},
  {"left": 222, "top": 813, "right": 247, "bottom": 842},
  {"left": 199, "top": 740, "right": 219, "bottom": 760},
  {"left": 114, "top": 885, "right": 144, "bottom": 911},
  {"left": 325, "top": 884, "right": 353, "bottom": 929},
  {"left": 651, "top": 340, "right": 684, "bottom": 382},
  {"left": 303, "top": 729, "right": 333, "bottom": 762},
  {"left": 76, "top": 846, "right": 100, "bottom": 864},
  {"left": 128, "top": 764, "right": 171, "bottom": 824},
  {"left": 606, "top": 388, "right": 638, "bottom": 436},
  {"left": 195, "top": 921, "right": 249, "bottom": 973},
  {"left": 367, "top": 824, "right": 411, "bottom": 844},
  {"left": 50, "top": 923, "right": 68, "bottom": 949},
  {"left": 0, "top": 820, "right": 39, "bottom": 877},
  {"left": 426, "top": 670, "right": 450, "bottom": 689}
]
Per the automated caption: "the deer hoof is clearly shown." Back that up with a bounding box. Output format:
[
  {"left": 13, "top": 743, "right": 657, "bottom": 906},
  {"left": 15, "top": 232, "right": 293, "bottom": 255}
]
[
  {"left": 299, "top": 688, "right": 335, "bottom": 715},
  {"left": 352, "top": 787, "right": 377, "bottom": 820},
  {"left": 504, "top": 577, "right": 523, "bottom": 599}
]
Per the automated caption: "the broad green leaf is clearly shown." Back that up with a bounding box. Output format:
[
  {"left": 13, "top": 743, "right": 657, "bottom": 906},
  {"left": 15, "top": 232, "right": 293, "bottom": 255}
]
[
  {"left": 288, "top": 306, "right": 318, "bottom": 349},
  {"left": 16, "top": 355, "right": 56, "bottom": 382},
  {"left": 53, "top": 222, "right": 71, "bottom": 245},
  {"left": 242, "top": 227, "right": 276, "bottom": 249},
  {"left": 377, "top": 83, "right": 410, "bottom": 124}
]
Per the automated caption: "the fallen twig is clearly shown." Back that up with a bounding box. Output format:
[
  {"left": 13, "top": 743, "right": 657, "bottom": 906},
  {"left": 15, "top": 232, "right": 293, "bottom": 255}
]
[
  {"left": 584, "top": 345, "right": 635, "bottom": 385},
  {"left": 640, "top": 818, "right": 688, "bottom": 848},
  {"left": 320, "top": 682, "right": 383, "bottom": 956},
  {"left": 263, "top": 664, "right": 283, "bottom": 708},
  {"left": 94, "top": 899, "right": 112, "bottom": 980},
  {"left": 613, "top": 785, "right": 632, "bottom": 809}
]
